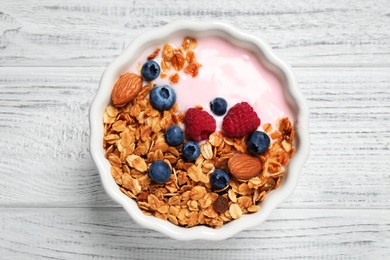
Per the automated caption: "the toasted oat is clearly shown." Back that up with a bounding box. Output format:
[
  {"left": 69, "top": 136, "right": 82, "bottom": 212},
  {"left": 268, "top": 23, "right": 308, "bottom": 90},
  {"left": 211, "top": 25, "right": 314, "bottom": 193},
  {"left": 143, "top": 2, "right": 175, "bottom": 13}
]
[
  {"left": 162, "top": 44, "right": 174, "bottom": 61},
  {"left": 171, "top": 52, "right": 185, "bottom": 71},
  {"left": 161, "top": 60, "right": 170, "bottom": 72},
  {"left": 262, "top": 123, "right": 272, "bottom": 133},
  {"left": 147, "top": 48, "right": 160, "bottom": 60},
  {"left": 190, "top": 186, "right": 207, "bottom": 200},
  {"left": 200, "top": 142, "right": 213, "bottom": 160},
  {"left": 229, "top": 203, "right": 242, "bottom": 220},
  {"left": 184, "top": 62, "right": 201, "bottom": 77},
  {"left": 182, "top": 37, "right": 197, "bottom": 50}
]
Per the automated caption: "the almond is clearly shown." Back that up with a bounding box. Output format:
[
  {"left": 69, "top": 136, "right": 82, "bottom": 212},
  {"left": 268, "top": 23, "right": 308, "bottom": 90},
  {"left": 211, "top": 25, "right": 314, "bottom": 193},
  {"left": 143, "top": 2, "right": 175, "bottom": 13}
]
[
  {"left": 111, "top": 73, "right": 142, "bottom": 107},
  {"left": 228, "top": 153, "right": 262, "bottom": 180},
  {"left": 169, "top": 73, "right": 180, "bottom": 84}
]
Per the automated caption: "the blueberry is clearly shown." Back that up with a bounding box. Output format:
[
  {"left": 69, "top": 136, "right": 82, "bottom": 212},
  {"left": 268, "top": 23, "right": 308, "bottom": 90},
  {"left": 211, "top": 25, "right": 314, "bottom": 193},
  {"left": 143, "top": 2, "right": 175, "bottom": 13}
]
[
  {"left": 247, "top": 131, "right": 270, "bottom": 154},
  {"left": 149, "top": 85, "right": 176, "bottom": 111},
  {"left": 148, "top": 160, "right": 172, "bottom": 183},
  {"left": 165, "top": 125, "right": 184, "bottom": 146},
  {"left": 182, "top": 141, "right": 200, "bottom": 161},
  {"left": 210, "top": 169, "right": 230, "bottom": 189},
  {"left": 141, "top": 60, "right": 160, "bottom": 81},
  {"left": 210, "top": 97, "right": 227, "bottom": 116}
]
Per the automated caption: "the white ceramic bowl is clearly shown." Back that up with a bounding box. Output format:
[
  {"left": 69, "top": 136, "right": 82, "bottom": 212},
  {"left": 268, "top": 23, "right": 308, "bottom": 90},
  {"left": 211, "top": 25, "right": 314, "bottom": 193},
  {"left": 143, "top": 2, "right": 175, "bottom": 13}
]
[{"left": 90, "top": 20, "right": 309, "bottom": 240}]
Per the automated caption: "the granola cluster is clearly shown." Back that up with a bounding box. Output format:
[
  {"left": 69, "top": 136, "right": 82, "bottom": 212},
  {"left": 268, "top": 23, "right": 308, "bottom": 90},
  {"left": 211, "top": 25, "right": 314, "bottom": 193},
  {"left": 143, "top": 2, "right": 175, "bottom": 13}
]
[
  {"left": 103, "top": 85, "right": 295, "bottom": 228},
  {"left": 145, "top": 37, "right": 201, "bottom": 84}
]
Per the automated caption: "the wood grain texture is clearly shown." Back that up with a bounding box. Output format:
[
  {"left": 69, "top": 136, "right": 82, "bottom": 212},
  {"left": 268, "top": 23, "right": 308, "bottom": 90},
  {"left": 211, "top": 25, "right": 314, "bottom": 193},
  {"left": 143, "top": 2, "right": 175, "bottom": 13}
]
[
  {"left": 0, "top": 67, "right": 389, "bottom": 207},
  {"left": 0, "top": 208, "right": 389, "bottom": 259},
  {"left": 0, "top": 0, "right": 390, "bottom": 66},
  {"left": 1, "top": 0, "right": 390, "bottom": 257}
]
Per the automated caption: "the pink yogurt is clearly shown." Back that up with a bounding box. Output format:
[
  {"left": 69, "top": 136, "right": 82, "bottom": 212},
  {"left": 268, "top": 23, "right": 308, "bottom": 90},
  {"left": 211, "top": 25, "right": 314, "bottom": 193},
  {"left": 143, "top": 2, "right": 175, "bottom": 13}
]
[{"left": 126, "top": 36, "right": 294, "bottom": 130}]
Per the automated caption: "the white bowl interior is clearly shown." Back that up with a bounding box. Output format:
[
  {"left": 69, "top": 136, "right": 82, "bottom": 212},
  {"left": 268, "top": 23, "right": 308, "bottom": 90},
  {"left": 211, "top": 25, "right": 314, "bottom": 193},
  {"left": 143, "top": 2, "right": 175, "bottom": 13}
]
[{"left": 90, "top": 20, "right": 310, "bottom": 240}]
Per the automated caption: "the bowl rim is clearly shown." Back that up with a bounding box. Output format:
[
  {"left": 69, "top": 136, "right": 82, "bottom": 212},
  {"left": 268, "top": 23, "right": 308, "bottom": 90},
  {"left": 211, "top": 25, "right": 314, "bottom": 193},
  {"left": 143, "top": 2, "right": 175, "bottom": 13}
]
[{"left": 89, "top": 20, "right": 310, "bottom": 240}]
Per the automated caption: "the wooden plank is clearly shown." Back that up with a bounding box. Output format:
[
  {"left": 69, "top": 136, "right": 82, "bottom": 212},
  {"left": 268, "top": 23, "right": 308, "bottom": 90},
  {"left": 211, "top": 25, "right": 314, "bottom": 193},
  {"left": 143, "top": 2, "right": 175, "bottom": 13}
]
[
  {"left": 0, "top": 0, "right": 389, "bottom": 66},
  {"left": 285, "top": 67, "right": 390, "bottom": 207},
  {"left": 0, "top": 208, "right": 388, "bottom": 259},
  {"left": 0, "top": 67, "right": 389, "bottom": 207}
]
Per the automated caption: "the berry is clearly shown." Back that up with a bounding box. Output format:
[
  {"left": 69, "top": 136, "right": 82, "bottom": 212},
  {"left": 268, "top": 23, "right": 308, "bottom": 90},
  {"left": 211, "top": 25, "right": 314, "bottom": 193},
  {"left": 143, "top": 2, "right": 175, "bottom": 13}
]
[
  {"left": 210, "top": 169, "right": 230, "bottom": 190},
  {"left": 149, "top": 85, "right": 176, "bottom": 111},
  {"left": 222, "top": 102, "right": 260, "bottom": 138},
  {"left": 210, "top": 97, "right": 227, "bottom": 116},
  {"left": 247, "top": 131, "right": 271, "bottom": 154},
  {"left": 141, "top": 60, "right": 160, "bottom": 81},
  {"left": 148, "top": 160, "right": 171, "bottom": 183},
  {"left": 184, "top": 108, "right": 216, "bottom": 142},
  {"left": 165, "top": 125, "right": 184, "bottom": 146},
  {"left": 213, "top": 195, "right": 229, "bottom": 214},
  {"left": 182, "top": 141, "right": 200, "bottom": 161}
]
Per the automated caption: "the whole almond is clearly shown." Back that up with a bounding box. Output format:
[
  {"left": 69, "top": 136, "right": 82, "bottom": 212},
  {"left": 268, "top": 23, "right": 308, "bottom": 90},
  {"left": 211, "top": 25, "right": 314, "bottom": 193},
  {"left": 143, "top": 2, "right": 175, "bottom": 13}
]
[
  {"left": 228, "top": 154, "right": 262, "bottom": 180},
  {"left": 111, "top": 73, "right": 142, "bottom": 107}
]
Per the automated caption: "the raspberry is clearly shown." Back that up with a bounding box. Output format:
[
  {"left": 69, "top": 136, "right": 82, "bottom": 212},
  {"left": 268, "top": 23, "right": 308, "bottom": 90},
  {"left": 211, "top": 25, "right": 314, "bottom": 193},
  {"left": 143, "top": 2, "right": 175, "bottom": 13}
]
[
  {"left": 222, "top": 102, "right": 260, "bottom": 138},
  {"left": 184, "top": 108, "right": 216, "bottom": 142}
]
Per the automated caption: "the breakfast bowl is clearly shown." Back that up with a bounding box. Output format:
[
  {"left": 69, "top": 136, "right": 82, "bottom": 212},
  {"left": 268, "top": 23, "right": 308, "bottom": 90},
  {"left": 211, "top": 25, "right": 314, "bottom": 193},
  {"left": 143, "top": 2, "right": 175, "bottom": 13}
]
[{"left": 89, "top": 20, "right": 309, "bottom": 240}]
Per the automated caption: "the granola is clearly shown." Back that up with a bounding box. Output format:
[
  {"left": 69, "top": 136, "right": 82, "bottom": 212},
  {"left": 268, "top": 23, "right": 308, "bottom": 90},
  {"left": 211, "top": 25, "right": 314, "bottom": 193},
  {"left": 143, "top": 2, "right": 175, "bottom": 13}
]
[{"left": 103, "top": 37, "right": 296, "bottom": 228}]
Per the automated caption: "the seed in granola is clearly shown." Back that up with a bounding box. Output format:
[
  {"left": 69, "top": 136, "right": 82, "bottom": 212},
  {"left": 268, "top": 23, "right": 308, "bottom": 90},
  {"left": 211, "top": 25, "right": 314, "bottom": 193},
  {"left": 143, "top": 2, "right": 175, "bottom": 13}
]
[
  {"left": 212, "top": 195, "right": 229, "bottom": 214},
  {"left": 148, "top": 160, "right": 172, "bottom": 183}
]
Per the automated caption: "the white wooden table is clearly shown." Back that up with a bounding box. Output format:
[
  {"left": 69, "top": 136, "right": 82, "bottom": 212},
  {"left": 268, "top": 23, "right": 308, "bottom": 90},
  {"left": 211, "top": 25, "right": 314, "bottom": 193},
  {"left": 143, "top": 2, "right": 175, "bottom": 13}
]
[{"left": 1, "top": 0, "right": 389, "bottom": 259}]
